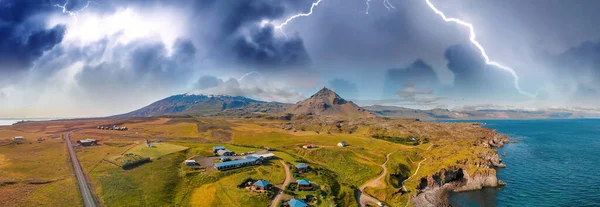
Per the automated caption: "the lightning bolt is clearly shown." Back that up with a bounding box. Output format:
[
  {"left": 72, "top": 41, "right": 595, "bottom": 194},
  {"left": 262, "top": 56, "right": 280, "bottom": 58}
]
[
  {"left": 365, "top": 0, "right": 372, "bottom": 14},
  {"left": 383, "top": 0, "right": 396, "bottom": 11},
  {"left": 424, "top": 0, "right": 535, "bottom": 98},
  {"left": 275, "top": 0, "right": 324, "bottom": 37},
  {"left": 238, "top": 71, "right": 260, "bottom": 81},
  {"left": 54, "top": 0, "right": 92, "bottom": 23}
]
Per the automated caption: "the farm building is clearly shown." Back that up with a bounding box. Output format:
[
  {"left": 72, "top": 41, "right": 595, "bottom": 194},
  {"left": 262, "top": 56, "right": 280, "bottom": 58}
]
[
  {"left": 297, "top": 179, "right": 313, "bottom": 190},
  {"left": 212, "top": 146, "right": 226, "bottom": 153},
  {"left": 217, "top": 149, "right": 234, "bottom": 156},
  {"left": 296, "top": 163, "right": 310, "bottom": 173},
  {"left": 286, "top": 198, "right": 308, "bottom": 207},
  {"left": 214, "top": 157, "right": 261, "bottom": 171},
  {"left": 302, "top": 144, "right": 317, "bottom": 149},
  {"left": 13, "top": 136, "right": 24, "bottom": 141},
  {"left": 184, "top": 160, "right": 197, "bottom": 166},
  {"left": 252, "top": 180, "right": 271, "bottom": 191},
  {"left": 337, "top": 141, "right": 348, "bottom": 147},
  {"left": 220, "top": 156, "right": 231, "bottom": 161},
  {"left": 78, "top": 139, "right": 98, "bottom": 146},
  {"left": 247, "top": 153, "right": 275, "bottom": 160}
]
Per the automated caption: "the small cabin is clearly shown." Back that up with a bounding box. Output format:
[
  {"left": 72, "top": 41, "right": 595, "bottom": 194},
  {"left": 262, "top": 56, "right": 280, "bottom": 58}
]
[
  {"left": 302, "top": 144, "right": 317, "bottom": 149},
  {"left": 295, "top": 163, "right": 310, "bottom": 173},
  {"left": 78, "top": 139, "right": 98, "bottom": 146},
  {"left": 13, "top": 136, "right": 24, "bottom": 141},
  {"left": 252, "top": 180, "right": 271, "bottom": 191},
  {"left": 213, "top": 146, "right": 226, "bottom": 153},
  {"left": 285, "top": 198, "right": 308, "bottom": 207},
  {"left": 184, "top": 160, "right": 197, "bottom": 166},
  {"left": 297, "top": 179, "right": 313, "bottom": 190},
  {"left": 217, "top": 149, "right": 234, "bottom": 156},
  {"left": 247, "top": 153, "right": 275, "bottom": 160}
]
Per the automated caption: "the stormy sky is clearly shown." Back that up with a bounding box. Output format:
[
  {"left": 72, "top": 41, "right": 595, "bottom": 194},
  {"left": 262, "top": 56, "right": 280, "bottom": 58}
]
[{"left": 1, "top": 0, "right": 600, "bottom": 117}]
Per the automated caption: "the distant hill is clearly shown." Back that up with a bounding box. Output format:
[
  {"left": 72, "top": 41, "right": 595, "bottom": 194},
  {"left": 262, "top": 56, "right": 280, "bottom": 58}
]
[
  {"left": 116, "top": 94, "right": 290, "bottom": 117},
  {"left": 364, "top": 105, "right": 600, "bottom": 120},
  {"left": 285, "top": 88, "right": 375, "bottom": 118},
  {"left": 364, "top": 105, "right": 459, "bottom": 120}
]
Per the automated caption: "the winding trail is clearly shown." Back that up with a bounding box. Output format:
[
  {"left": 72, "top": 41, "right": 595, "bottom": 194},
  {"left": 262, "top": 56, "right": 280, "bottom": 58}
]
[
  {"left": 403, "top": 144, "right": 434, "bottom": 207},
  {"left": 65, "top": 131, "right": 98, "bottom": 207},
  {"left": 270, "top": 160, "right": 292, "bottom": 207},
  {"left": 358, "top": 152, "right": 394, "bottom": 206}
]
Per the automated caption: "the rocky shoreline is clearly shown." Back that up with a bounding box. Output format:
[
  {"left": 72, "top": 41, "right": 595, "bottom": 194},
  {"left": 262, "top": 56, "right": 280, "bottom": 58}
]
[{"left": 413, "top": 133, "right": 510, "bottom": 207}]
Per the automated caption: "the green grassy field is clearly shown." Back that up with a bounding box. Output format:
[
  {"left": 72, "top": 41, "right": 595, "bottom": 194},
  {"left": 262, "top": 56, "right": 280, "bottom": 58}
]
[
  {"left": 0, "top": 116, "right": 504, "bottom": 207},
  {"left": 125, "top": 142, "right": 189, "bottom": 159}
]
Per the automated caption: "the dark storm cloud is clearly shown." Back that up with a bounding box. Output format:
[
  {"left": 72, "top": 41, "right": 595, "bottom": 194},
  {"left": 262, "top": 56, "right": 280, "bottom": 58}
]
[
  {"left": 548, "top": 41, "right": 600, "bottom": 102},
  {"left": 0, "top": 0, "right": 66, "bottom": 80},
  {"left": 444, "top": 44, "right": 486, "bottom": 89},
  {"left": 328, "top": 78, "right": 358, "bottom": 98},
  {"left": 444, "top": 44, "right": 516, "bottom": 96},
  {"left": 72, "top": 38, "right": 197, "bottom": 107},
  {"left": 195, "top": 75, "right": 222, "bottom": 90},
  {"left": 383, "top": 59, "right": 439, "bottom": 98},
  {"left": 192, "top": 0, "right": 311, "bottom": 70}
]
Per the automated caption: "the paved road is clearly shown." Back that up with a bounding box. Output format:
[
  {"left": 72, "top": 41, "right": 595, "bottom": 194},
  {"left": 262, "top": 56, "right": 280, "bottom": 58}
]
[
  {"left": 65, "top": 132, "right": 98, "bottom": 207},
  {"left": 358, "top": 152, "right": 394, "bottom": 207},
  {"left": 270, "top": 160, "right": 292, "bottom": 207}
]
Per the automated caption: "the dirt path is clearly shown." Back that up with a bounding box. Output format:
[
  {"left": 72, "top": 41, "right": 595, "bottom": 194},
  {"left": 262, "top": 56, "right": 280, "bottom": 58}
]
[
  {"left": 403, "top": 144, "right": 434, "bottom": 207},
  {"left": 270, "top": 160, "right": 292, "bottom": 207},
  {"left": 358, "top": 152, "right": 394, "bottom": 207}
]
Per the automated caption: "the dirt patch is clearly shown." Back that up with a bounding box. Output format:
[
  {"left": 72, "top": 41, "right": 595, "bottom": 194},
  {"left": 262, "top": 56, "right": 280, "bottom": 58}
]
[
  {"left": 165, "top": 118, "right": 198, "bottom": 125},
  {"left": 211, "top": 130, "right": 232, "bottom": 142},
  {"left": 0, "top": 183, "right": 35, "bottom": 206},
  {"left": 197, "top": 122, "right": 230, "bottom": 133}
]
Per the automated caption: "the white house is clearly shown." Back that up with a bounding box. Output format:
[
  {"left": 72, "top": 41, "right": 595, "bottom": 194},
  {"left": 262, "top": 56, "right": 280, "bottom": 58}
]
[{"left": 248, "top": 153, "right": 276, "bottom": 160}]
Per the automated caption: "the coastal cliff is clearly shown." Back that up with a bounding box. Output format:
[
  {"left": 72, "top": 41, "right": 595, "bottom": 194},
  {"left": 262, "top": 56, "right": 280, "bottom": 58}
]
[{"left": 413, "top": 130, "right": 509, "bottom": 207}]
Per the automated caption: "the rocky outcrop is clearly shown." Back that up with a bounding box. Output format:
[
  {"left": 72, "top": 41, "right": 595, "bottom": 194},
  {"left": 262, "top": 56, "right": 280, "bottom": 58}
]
[
  {"left": 413, "top": 130, "right": 509, "bottom": 207},
  {"left": 413, "top": 168, "right": 502, "bottom": 206}
]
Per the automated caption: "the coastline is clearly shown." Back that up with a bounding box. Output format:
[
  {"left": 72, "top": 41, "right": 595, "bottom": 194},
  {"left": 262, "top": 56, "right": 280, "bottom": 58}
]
[{"left": 412, "top": 131, "right": 510, "bottom": 207}]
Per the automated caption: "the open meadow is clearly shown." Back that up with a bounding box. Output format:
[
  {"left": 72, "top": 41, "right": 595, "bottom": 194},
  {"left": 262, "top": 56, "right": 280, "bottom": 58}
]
[{"left": 0, "top": 116, "right": 501, "bottom": 207}]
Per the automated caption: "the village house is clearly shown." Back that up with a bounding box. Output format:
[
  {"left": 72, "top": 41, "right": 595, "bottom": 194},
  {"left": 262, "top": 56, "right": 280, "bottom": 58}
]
[
  {"left": 285, "top": 198, "right": 308, "bottom": 207},
  {"left": 184, "top": 160, "right": 197, "bottom": 166},
  {"left": 302, "top": 144, "right": 317, "bottom": 149},
  {"left": 252, "top": 180, "right": 271, "bottom": 192},
  {"left": 337, "top": 141, "right": 348, "bottom": 147},
  {"left": 77, "top": 139, "right": 98, "bottom": 146},
  {"left": 297, "top": 179, "right": 313, "bottom": 190},
  {"left": 13, "top": 136, "right": 24, "bottom": 141},
  {"left": 247, "top": 153, "right": 275, "bottom": 160},
  {"left": 213, "top": 146, "right": 226, "bottom": 153},
  {"left": 295, "top": 163, "right": 310, "bottom": 173},
  {"left": 217, "top": 149, "right": 235, "bottom": 156},
  {"left": 214, "top": 157, "right": 261, "bottom": 171}
]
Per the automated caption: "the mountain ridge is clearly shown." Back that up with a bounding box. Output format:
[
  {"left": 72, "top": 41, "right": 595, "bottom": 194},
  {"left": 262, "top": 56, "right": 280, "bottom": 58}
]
[{"left": 284, "top": 87, "right": 375, "bottom": 118}]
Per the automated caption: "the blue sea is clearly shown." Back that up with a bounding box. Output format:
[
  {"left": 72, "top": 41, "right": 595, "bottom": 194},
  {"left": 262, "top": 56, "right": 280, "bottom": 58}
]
[{"left": 447, "top": 119, "right": 600, "bottom": 207}]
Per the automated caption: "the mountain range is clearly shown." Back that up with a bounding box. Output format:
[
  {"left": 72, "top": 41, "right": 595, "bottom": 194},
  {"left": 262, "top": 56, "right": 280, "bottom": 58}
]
[{"left": 116, "top": 89, "right": 600, "bottom": 120}]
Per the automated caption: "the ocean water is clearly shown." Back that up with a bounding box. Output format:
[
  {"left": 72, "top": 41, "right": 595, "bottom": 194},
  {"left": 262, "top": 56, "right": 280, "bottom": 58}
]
[
  {"left": 0, "top": 118, "right": 56, "bottom": 126},
  {"left": 0, "top": 119, "right": 21, "bottom": 126},
  {"left": 448, "top": 119, "right": 600, "bottom": 207}
]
